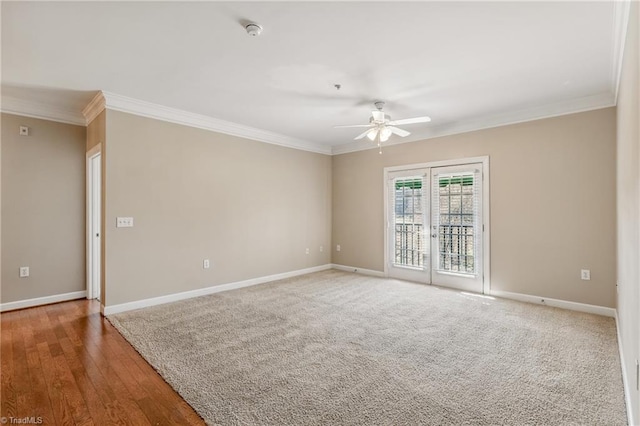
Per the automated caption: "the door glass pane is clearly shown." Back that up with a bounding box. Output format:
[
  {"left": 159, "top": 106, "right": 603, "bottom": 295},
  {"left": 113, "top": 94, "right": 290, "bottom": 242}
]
[
  {"left": 436, "top": 173, "right": 476, "bottom": 274},
  {"left": 394, "top": 177, "right": 425, "bottom": 268}
]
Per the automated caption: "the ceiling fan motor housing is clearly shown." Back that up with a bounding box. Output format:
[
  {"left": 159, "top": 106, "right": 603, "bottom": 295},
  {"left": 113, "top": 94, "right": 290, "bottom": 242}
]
[{"left": 370, "top": 114, "right": 391, "bottom": 124}]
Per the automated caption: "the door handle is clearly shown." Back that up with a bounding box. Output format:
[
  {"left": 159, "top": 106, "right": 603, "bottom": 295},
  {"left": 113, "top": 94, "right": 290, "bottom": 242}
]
[{"left": 431, "top": 234, "right": 437, "bottom": 238}]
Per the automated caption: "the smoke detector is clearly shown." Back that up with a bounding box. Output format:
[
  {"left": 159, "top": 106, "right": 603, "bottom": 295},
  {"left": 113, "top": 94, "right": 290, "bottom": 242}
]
[{"left": 245, "top": 23, "right": 263, "bottom": 37}]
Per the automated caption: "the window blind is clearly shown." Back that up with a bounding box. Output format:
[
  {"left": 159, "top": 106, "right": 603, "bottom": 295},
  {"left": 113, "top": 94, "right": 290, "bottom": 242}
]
[
  {"left": 389, "top": 174, "right": 428, "bottom": 269},
  {"left": 431, "top": 170, "right": 480, "bottom": 275}
]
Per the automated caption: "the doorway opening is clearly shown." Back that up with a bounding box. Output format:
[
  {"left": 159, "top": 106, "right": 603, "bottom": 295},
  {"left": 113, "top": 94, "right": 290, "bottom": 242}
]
[{"left": 87, "top": 146, "right": 101, "bottom": 301}]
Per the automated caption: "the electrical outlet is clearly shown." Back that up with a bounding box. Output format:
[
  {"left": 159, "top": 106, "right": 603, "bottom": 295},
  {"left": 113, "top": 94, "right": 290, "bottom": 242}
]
[
  {"left": 203, "top": 259, "right": 210, "bottom": 269},
  {"left": 319, "top": 246, "right": 323, "bottom": 252},
  {"left": 336, "top": 245, "right": 341, "bottom": 252},
  {"left": 580, "top": 269, "right": 590, "bottom": 280},
  {"left": 305, "top": 248, "right": 310, "bottom": 255},
  {"left": 19, "top": 266, "right": 29, "bottom": 277},
  {"left": 19, "top": 126, "right": 29, "bottom": 136},
  {"left": 116, "top": 217, "right": 134, "bottom": 228}
]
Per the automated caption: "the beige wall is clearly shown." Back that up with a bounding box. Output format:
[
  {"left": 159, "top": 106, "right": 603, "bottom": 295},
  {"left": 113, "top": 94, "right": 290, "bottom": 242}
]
[
  {"left": 616, "top": 1, "right": 640, "bottom": 423},
  {"left": 102, "top": 111, "right": 332, "bottom": 306},
  {"left": 1, "top": 113, "right": 86, "bottom": 303},
  {"left": 332, "top": 108, "right": 617, "bottom": 308}
]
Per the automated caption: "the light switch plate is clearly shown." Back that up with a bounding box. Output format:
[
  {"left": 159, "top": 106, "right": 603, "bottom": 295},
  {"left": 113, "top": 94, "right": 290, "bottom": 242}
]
[
  {"left": 116, "top": 217, "right": 134, "bottom": 228},
  {"left": 580, "top": 269, "right": 590, "bottom": 280},
  {"left": 19, "top": 126, "right": 29, "bottom": 136}
]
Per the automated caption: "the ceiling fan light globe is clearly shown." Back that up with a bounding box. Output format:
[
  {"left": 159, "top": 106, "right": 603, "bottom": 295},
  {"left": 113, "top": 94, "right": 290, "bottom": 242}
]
[
  {"left": 366, "top": 129, "right": 378, "bottom": 141},
  {"left": 380, "top": 127, "right": 392, "bottom": 142}
]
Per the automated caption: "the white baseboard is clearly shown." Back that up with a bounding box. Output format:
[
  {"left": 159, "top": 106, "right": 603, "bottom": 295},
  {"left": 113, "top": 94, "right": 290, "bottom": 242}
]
[
  {"left": 489, "top": 289, "right": 616, "bottom": 318},
  {"left": 615, "top": 311, "right": 635, "bottom": 426},
  {"left": 103, "top": 264, "right": 332, "bottom": 316},
  {"left": 329, "top": 267, "right": 617, "bottom": 318},
  {"left": 0, "top": 290, "right": 87, "bottom": 313},
  {"left": 331, "top": 264, "right": 386, "bottom": 277}
]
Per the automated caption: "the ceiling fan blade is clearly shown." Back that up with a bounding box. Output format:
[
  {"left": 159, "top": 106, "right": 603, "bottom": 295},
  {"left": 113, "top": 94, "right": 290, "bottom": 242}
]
[
  {"left": 354, "top": 129, "right": 374, "bottom": 140},
  {"left": 371, "top": 111, "right": 385, "bottom": 122},
  {"left": 388, "top": 126, "right": 411, "bottom": 137},
  {"left": 334, "top": 124, "right": 374, "bottom": 128},
  {"left": 387, "top": 116, "right": 431, "bottom": 125}
]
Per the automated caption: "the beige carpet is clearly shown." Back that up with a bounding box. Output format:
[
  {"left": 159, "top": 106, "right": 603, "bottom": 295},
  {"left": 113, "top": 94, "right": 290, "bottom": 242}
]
[{"left": 109, "top": 270, "right": 627, "bottom": 425}]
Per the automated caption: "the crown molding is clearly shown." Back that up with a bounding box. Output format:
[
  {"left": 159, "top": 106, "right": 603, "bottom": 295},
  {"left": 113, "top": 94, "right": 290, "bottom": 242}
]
[
  {"left": 82, "top": 91, "right": 106, "bottom": 124},
  {"left": 2, "top": 86, "right": 619, "bottom": 157},
  {"left": 611, "top": 0, "right": 631, "bottom": 104},
  {"left": 331, "top": 92, "right": 616, "bottom": 155},
  {"left": 89, "top": 91, "right": 332, "bottom": 155},
  {"left": 1, "top": 95, "right": 85, "bottom": 126}
]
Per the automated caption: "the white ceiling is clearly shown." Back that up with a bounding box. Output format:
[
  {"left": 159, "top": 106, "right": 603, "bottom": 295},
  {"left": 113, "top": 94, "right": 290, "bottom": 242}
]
[{"left": 0, "top": 1, "right": 629, "bottom": 154}]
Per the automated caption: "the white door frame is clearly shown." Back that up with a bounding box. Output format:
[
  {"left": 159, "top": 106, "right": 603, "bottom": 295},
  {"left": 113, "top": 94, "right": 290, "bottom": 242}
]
[
  {"left": 383, "top": 156, "right": 491, "bottom": 294},
  {"left": 86, "top": 144, "right": 101, "bottom": 300}
]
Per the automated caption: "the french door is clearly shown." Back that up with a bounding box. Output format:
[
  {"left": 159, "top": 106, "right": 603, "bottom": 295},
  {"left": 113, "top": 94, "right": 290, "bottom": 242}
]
[{"left": 386, "top": 162, "right": 485, "bottom": 293}]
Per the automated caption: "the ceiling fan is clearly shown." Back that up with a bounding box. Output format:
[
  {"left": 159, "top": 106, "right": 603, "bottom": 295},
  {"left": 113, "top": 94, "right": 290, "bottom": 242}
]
[{"left": 335, "top": 101, "right": 431, "bottom": 151}]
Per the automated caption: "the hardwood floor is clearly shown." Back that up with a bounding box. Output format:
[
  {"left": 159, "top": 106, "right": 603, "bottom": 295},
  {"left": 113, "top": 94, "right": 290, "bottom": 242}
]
[{"left": 0, "top": 300, "right": 206, "bottom": 425}]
